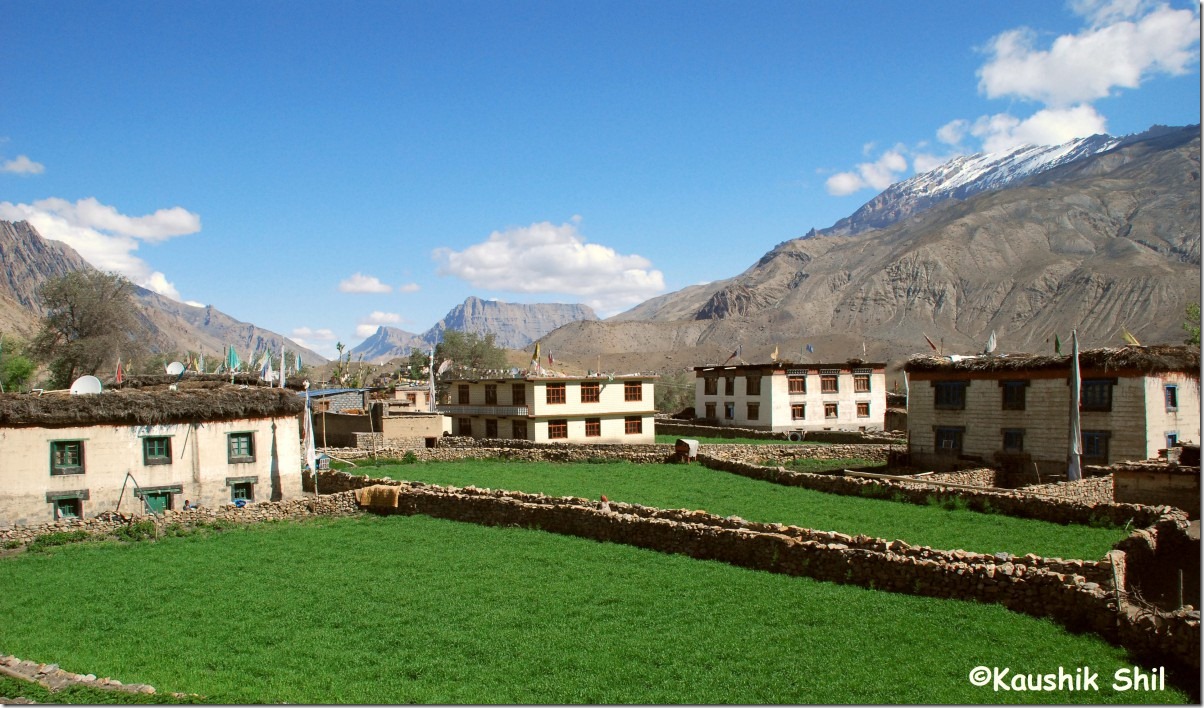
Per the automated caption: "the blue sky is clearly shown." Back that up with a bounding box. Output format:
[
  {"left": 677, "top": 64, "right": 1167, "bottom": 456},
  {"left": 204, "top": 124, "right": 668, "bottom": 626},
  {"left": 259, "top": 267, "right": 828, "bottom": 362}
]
[{"left": 1, "top": 0, "right": 1199, "bottom": 359}]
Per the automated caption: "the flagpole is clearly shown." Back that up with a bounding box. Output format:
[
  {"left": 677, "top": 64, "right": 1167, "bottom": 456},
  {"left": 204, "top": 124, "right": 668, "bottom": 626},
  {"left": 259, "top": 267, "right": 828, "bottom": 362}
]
[{"left": 1067, "top": 329, "right": 1083, "bottom": 482}]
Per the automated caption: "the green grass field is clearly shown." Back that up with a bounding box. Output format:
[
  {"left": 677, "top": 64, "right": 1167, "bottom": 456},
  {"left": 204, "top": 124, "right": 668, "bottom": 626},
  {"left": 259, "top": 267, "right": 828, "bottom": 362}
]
[
  {"left": 360, "top": 459, "right": 1129, "bottom": 560},
  {"left": 0, "top": 516, "right": 1187, "bottom": 704}
]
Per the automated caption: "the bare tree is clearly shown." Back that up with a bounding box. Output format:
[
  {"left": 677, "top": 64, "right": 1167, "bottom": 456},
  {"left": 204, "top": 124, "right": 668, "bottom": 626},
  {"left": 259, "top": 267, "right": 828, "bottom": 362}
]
[{"left": 32, "top": 271, "right": 148, "bottom": 388}]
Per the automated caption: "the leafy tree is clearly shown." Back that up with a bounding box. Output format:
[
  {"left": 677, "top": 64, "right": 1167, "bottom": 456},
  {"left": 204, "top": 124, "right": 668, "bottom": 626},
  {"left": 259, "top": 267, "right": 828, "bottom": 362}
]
[
  {"left": 0, "top": 335, "right": 38, "bottom": 392},
  {"left": 435, "top": 330, "right": 508, "bottom": 376},
  {"left": 1184, "top": 302, "right": 1200, "bottom": 346},
  {"left": 31, "top": 271, "right": 148, "bottom": 388},
  {"left": 654, "top": 369, "right": 696, "bottom": 415}
]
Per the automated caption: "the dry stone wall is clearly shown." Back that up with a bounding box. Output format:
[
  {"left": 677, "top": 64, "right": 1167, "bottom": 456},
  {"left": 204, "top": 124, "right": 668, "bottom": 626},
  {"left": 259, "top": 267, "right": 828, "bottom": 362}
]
[{"left": 321, "top": 470, "right": 1199, "bottom": 675}]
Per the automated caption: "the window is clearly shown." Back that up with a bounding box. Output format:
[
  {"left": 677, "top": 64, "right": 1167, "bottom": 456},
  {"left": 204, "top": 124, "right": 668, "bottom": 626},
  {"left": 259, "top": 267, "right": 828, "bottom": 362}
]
[
  {"left": 227, "top": 433, "right": 255, "bottom": 463},
  {"left": 485, "top": 384, "right": 497, "bottom": 405},
  {"left": 854, "top": 374, "right": 870, "bottom": 392},
  {"left": 724, "top": 376, "right": 735, "bottom": 396},
  {"left": 1001, "top": 380, "right": 1028, "bottom": 410},
  {"left": 624, "top": 381, "right": 643, "bottom": 402},
  {"left": 585, "top": 418, "right": 601, "bottom": 437},
  {"left": 230, "top": 482, "right": 254, "bottom": 502},
  {"left": 1002, "top": 428, "right": 1024, "bottom": 452},
  {"left": 458, "top": 384, "right": 470, "bottom": 405},
  {"left": 141, "top": 491, "right": 173, "bottom": 514},
  {"left": 1165, "top": 385, "right": 1179, "bottom": 411},
  {"left": 791, "top": 403, "right": 805, "bottom": 420},
  {"left": 745, "top": 375, "right": 761, "bottom": 396},
  {"left": 747, "top": 403, "right": 760, "bottom": 420},
  {"left": 1166, "top": 432, "right": 1179, "bottom": 448},
  {"left": 724, "top": 402, "right": 735, "bottom": 420},
  {"left": 548, "top": 419, "right": 568, "bottom": 439},
  {"left": 143, "top": 436, "right": 172, "bottom": 465},
  {"left": 788, "top": 375, "right": 806, "bottom": 394},
  {"left": 625, "top": 416, "right": 643, "bottom": 434},
  {"left": 1082, "top": 430, "right": 1110, "bottom": 463},
  {"left": 50, "top": 440, "right": 84, "bottom": 476},
  {"left": 512, "top": 384, "right": 527, "bottom": 406},
  {"left": 821, "top": 375, "right": 839, "bottom": 393},
  {"left": 705, "top": 402, "right": 716, "bottom": 419},
  {"left": 406, "top": 393, "right": 417, "bottom": 405},
  {"left": 484, "top": 419, "right": 498, "bottom": 438},
  {"left": 824, "top": 403, "right": 838, "bottom": 419},
  {"left": 457, "top": 418, "right": 473, "bottom": 436},
  {"left": 856, "top": 402, "right": 870, "bottom": 418},
  {"left": 54, "top": 497, "right": 82, "bottom": 519},
  {"left": 46, "top": 490, "right": 88, "bottom": 519},
  {"left": 704, "top": 377, "right": 718, "bottom": 395},
  {"left": 1080, "top": 379, "right": 1115, "bottom": 412},
  {"left": 935, "top": 427, "right": 964, "bottom": 453},
  {"left": 581, "top": 382, "right": 600, "bottom": 403},
  {"left": 934, "top": 381, "right": 968, "bottom": 410},
  {"left": 511, "top": 420, "right": 528, "bottom": 440},
  {"left": 546, "top": 383, "right": 566, "bottom": 404}
]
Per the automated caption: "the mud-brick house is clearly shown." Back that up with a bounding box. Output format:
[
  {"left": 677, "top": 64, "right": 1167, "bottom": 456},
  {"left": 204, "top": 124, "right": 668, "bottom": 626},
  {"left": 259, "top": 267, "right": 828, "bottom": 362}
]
[
  {"left": 0, "top": 382, "right": 304, "bottom": 527},
  {"left": 693, "top": 361, "right": 888, "bottom": 434},
  {"left": 439, "top": 374, "right": 657, "bottom": 444},
  {"left": 903, "top": 345, "right": 1200, "bottom": 476}
]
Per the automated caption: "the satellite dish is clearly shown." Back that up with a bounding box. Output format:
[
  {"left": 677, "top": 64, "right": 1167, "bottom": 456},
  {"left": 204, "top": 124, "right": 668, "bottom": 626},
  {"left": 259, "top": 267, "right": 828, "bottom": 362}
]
[
  {"left": 69, "top": 375, "right": 103, "bottom": 395},
  {"left": 166, "top": 361, "right": 186, "bottom": 376}
]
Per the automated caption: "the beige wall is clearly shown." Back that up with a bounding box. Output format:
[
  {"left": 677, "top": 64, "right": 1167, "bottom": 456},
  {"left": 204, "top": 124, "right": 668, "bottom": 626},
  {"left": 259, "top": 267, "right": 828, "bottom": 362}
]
[
  {"left": 441, "top": 377, "right": 657, "bottom": 444},
  {"left": 0, "top": 416, "right": 302, "bottom": 527},
  {"left": 907, "top": 369, "right": 1200, "bottom": 471},
  {"left": 695, "top": 366, "right": 887, "bottom": 432}
]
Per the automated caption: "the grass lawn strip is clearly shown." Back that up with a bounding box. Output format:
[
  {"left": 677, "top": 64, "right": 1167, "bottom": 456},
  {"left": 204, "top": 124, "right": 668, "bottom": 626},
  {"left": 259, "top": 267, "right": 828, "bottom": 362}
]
[
  {"left": 364, "top": 459, "right": 1129, "bottom": 560},
  {"left": 0, "top": 516, "right": 1186, "bottom": 704}
]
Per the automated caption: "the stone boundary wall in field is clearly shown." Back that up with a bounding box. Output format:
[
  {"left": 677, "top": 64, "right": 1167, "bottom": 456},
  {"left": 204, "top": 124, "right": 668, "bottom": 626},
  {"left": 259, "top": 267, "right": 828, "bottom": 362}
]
[
  {"left": 323, "top": 471, "right": 1199, "bottom": 675},
  {"left": 3, "top": 464, "right": 1198, "bottom": 682},
  {"left": 657, "top": 420, "right": 905, "bottom": 445}
]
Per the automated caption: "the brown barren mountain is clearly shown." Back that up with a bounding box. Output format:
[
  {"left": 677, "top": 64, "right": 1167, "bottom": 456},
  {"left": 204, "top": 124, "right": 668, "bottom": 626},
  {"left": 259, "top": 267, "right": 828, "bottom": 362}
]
[{"left": 541, "top": 128, "right": 1201, "bottom": 376}]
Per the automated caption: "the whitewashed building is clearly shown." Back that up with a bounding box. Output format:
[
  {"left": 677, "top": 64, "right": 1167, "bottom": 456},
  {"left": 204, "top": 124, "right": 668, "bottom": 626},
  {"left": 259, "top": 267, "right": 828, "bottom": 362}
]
[
  {"left": 903, "top": 345, "right": 1201, "bottom": 475},
  {"left": 693, "top": 361, "right": 888, "bottom": 434},
  {"left": 0, "top": 382, "right": 304, "bottom": 526},
  {"left": 438, "top": 374, "right": 657, "bottom": 444}
]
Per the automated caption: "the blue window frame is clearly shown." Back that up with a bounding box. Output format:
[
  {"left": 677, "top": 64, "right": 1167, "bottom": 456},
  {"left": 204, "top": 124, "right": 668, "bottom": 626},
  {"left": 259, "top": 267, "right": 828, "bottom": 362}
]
[
  {"left": 1082, "top": 430, "right": 1110, "bottom": 463},
  {"left": 1080, "top": 379, "right": 1115, "bottom": 412},
  {"left": 934, "top": 426, "right": 964, "bottom": 453},
  {"left": 1002, "top": 428, "right": 1024, "bottom": 452},
  {"left": 1165, "top": 385, "right": 1178, "bottom": 411}
]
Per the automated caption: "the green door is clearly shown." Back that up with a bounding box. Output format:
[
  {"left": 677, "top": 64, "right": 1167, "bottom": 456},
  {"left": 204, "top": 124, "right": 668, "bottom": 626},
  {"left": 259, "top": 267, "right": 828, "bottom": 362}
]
[{"left": 143, "top": 492, "right": 171, "bottom": 514}]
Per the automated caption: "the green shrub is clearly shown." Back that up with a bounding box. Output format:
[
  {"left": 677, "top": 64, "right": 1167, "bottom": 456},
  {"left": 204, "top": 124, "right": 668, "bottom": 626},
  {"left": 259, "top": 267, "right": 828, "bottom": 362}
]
[
  {"left": 26, "top": 529, "right": 90, "bottom": 552},
  {"left": 3, "top": 540, "right": 22, "bottom": 550},
  {"left": 401, "top": 451, "right": 419, "bottom": 464},
  {"left": 116, "top": 520, "right": 158, "bottom": 542}
]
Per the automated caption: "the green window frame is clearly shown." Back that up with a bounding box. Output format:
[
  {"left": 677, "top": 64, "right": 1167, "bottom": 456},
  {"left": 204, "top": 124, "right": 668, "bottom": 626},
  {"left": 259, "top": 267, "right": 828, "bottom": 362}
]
[
  {"left": 50, "top": 440, "right": 85, "bottom": 476},
  {"left": 143, "top": 436, "right": 172, "bottom": 465},
  {"left": 227, "top": 432, "right": 255, "bottom": 463},
  {"left": 226, "top": 476, "right": 258, "bottom": 502}
]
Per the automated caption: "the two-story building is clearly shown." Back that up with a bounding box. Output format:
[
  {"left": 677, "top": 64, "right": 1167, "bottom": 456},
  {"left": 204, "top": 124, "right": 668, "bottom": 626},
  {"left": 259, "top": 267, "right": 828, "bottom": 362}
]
[
  {"left": 693, "top": 361, "right": 887, "bottom": 434},
  {"left": 0, "top": 382, "right": 304, "bottom": 527},
  {"left": 438, "top": 374, "right": 656, "bottom": 444},
  {"left": 903, "top": 345, "right": 1200, "bottom": 474}
]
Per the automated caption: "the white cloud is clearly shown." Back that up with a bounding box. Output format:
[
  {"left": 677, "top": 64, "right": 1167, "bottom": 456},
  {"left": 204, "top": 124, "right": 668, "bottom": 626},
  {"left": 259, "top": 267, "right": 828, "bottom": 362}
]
[
  {"left": 398, "top": 282, "right": 421, "bottom": 293},
  {"left": 978, "top": 5, "right": 1199, "bottom": 107},
  {"left": 354, "top": 311, "right": 404, "bottom": 338},
  {"left": 971, "top": 104, "right": 1110, "bottom": 152},
  {"left": 432, "top": 220, "right": 665, "bottom": 316},
  {"left": 2, "top": 155, "right": 45, "bottom": 175},
  {"left": 292, "top": 326, "right": 337, "bottom": 341},
  {"left": 1070, "top": 0, "right": 1156, "bottom": 27},
  {"left": 825, "top": 148, "right": 910, "bottom": 196},
  {"left": 0, "top": 197, "right": 200, "bottom": 300},
  {"left": 355, "top": 324, "right": 380, "bottom": 338},
  {"left": 338, "top": 272, "right": 392, "bottom": 293}
]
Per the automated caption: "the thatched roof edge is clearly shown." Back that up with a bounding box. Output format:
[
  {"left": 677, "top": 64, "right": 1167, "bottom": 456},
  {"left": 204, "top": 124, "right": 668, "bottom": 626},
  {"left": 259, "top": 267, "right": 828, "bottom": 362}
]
[
  {"left": 0, "top": 386, "right": 305, "bottom": 427},
  {"left": 903, "top": 345, "right": 1200, "bottom": 375}
]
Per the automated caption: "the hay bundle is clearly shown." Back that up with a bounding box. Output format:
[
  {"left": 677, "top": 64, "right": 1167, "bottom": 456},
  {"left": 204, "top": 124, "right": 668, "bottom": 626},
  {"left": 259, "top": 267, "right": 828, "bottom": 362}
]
[
  {"left": 0, "top": 386, "right": 304, "bottom": 427},
  {"left": 904, "top": 345, "right": 1200, "bottom": 375},
  {"left": 354, "top": 484, "right": 401, "bottom": 508}
]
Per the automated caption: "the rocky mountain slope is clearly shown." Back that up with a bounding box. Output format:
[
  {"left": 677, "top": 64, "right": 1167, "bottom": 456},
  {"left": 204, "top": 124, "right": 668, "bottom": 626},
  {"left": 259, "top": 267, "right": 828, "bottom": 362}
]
[
  {"left": 545, "top": 125, "right": 1201, "bottom": 374},
  {"left": 352, "top": 296, "right": 599, "bottom": 363},
  {"left": 0, "top": 220, "right": 327, "bottom": 365}
]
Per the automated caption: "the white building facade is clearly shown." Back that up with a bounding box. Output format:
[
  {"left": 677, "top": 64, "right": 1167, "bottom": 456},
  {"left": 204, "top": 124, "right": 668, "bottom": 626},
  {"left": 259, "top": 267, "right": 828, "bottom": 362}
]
[
  {"left": 693, "top": 362, "right": 887, "bottom": 433},
  {"left": 903, "top": 346, "right": 1201, "bottom": 474},
  {"left": 439, "top": 375, "right": 656, "bottom": 444}
]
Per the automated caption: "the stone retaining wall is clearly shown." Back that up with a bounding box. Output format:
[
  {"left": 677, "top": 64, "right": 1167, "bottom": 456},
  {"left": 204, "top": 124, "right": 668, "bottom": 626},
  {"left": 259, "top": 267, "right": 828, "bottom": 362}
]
[
  {"left": 324, "top": 470, "right": 1199, "bottom": 676},
  {"left": 657, "top": 420, "right": 905, "bottom": 445}
]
